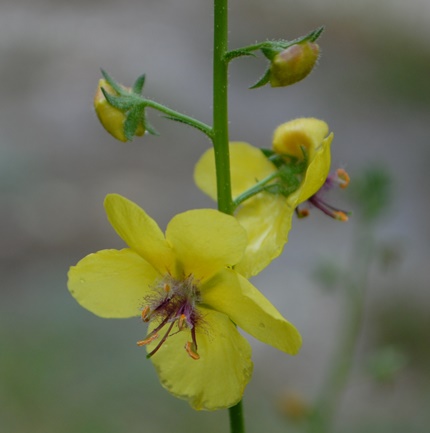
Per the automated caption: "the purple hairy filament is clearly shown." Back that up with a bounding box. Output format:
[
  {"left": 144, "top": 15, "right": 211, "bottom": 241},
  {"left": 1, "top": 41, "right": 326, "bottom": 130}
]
[{"left": 137, "top": 275, "right": 202, "bottom": 361}]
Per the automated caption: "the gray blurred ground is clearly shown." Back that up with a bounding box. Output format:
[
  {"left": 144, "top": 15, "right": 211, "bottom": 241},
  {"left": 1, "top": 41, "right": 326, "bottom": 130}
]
[{"left": 1, "top": 0, "right": 430, "bottom": 432}]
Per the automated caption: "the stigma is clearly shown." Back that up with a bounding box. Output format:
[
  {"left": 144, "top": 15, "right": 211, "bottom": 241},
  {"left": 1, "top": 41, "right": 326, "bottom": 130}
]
[{"left": 137, "top": 275, "right": 202, "bottom": 361}]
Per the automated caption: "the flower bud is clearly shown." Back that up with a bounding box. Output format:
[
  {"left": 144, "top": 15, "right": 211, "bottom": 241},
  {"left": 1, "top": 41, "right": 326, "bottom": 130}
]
[
  {"left": 270, "top": 42, "right": 319, "bottom": 87},
  {"left": 94, "top": 79, "right": 145, "bottom": 142}
]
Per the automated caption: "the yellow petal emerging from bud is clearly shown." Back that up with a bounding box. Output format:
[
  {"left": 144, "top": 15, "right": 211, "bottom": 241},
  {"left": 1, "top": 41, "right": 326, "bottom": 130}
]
[
  {"left": 94, "top": 79, "right": 145, "bottom": 142},
  {"left": 270, "top": 42, "right": 319, "bottom": 87}
]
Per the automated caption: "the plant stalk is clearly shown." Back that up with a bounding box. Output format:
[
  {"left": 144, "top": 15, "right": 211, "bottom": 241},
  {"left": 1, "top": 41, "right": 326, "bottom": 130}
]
[{"left": 213, "top": 0, "right": 233, "bottom": 215}]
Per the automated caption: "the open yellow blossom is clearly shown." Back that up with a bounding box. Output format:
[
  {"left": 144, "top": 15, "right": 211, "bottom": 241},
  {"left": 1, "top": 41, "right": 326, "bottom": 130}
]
[
  {"left": 194, "top": 118, "right": 333, "bottom": 278},
  {"left": 68, "top": 194, "right": 301, "bottom": 411}
]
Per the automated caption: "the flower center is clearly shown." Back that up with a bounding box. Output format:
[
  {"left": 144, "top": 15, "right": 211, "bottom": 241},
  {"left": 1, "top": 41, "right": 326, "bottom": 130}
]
[{"left": 137, "top": 274, "right": 202, "bottom": 360}]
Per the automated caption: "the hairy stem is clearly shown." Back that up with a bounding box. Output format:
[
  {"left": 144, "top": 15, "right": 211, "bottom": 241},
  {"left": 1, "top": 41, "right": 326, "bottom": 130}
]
[
  {"left": 213, "top": 0, "right": 246, "bottom": 431},
  {"left": 213, "top": 0, "right": 233, "bottom": 215}
]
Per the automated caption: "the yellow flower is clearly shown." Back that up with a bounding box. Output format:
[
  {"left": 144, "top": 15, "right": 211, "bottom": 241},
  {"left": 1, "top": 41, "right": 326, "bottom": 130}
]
[
  {"left": 68, "top": 194, "right": 301, "bottom": 411},
  {"left": 194, "top": 118, "right": 333, "bottom": 278}
]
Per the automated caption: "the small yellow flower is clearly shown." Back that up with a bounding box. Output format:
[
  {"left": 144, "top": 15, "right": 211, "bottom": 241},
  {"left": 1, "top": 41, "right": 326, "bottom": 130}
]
[
  {"left": 194, "top": 118, "right": 333, "bottom": 278},
  {"left": 68, "top": 194, "right": 301, "bottom": 410},
  {"left": 94, "top": 79, "right": 145, "bottom": 142}
]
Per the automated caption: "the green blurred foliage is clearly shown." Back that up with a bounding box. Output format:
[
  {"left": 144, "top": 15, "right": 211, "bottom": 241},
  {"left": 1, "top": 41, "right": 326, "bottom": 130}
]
[{"left": 348, "top": 166, "right": 392, "bottom": 223}]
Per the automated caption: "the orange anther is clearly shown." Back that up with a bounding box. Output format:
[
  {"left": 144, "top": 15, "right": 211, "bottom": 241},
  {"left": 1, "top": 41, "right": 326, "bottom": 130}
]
[
  {"left": 141, "top": 305, "right": 151, "bottom": 322},
  {"left": 184, "top": 341, "right": 200, "bottom": 360},
  {"left": 137, "top": 333, "right": 159, "bottom": 347},
  {"left": 163, "top": 283, "right": 171, "bottom": 293},
  {"left": 334, "top": 211, "right": 348, "bottom": 222},
  {"left": 297, "top": 208, "right": 309, "bottom": 218},
  {"left": 336, "top": 168, "right": 350, "bottom": 189},
  {"left": 178, "top": 314, "right": 187, "bottom": 330}
]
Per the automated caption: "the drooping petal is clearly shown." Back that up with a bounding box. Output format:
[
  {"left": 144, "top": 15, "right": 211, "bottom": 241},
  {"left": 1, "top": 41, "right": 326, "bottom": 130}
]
[
  {"left": 147, "top": 306, "right": 253, "bottom": 411},
  {"left": 291, "top": 132, "right": 333, "bottom": 205},
  {"left": 104, "top": 194, "right": 175, "bottom": 274},
  {"left": 194, "top": 142, "right": 277, "bottom": 200},
  {"left": 234, "top": 194, "right": 294, "bottom": 278},
  {"left": 201, "top": 269, "right": 302, "bottom": 355},
  {"left": 68, "top": 248, "right": 159, "bottom": 318},
  {"left": 165, "top": 209, "right": 247, "bottom": 281}
]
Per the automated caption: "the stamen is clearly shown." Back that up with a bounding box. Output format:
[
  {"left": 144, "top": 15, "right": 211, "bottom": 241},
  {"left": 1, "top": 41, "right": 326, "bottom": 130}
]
[
  {"left": 141, "top": 305, "right": 151, "bottom": 322},
  {"left": 309, "top": 196, "right": 350, "bottom": 222},
  {"left": 178, "top": 313, "right": 187, "bottom": 330},
  {"left": 137, "top": 333, "right": 159, "bottom": 346},
  {"left": 140, "top": 275, "right": 202, "bottom": 360},
  {"left": 191, "top": 326, "right": 198, "bottom": 350},
  {"left": 336, "top": 168, "right": 350, "bottom": 189},
  {"left": 334, "top": 211, "right": 349, "bottom": 222},
  {"left": 184, "top": 341, "right": 200, "bottom": 360},
  {"left": 146, "top": 321, "right": 176, "bottom": 359},
  {"left": 296, "top": 207, "right": 309, "bottom": 218}
]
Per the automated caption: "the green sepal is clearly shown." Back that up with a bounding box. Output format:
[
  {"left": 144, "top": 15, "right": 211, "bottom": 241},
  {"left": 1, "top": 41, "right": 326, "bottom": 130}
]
[
  {"left": 260, "top": 148, "right": 276, "bottom": 158},
  {"left": 260, "top": 46, "right": 281, "bottom": 61},
  {"left": 249, "top": 68, "right": 271, "bottom": 89},
  {"left": 100, "top": 89, "right": 136, "bottom": 110},
  {"left": 307, "top": 26, "right": 324, "bottom": 43},
  {"left": 123, "top": 108, "right": 143, "bottom": 141},
  {"left": 144, "top": 118, "right": 159, "bottom": 136},
  {"left": 224, "top": 48, "right": 257, "bottom": 62},
  {"left": 132, "top": 74, "right": 146, "bottom": 95},
  {"left": 100, "top": 69, "right": 125, "bottom": 95}
]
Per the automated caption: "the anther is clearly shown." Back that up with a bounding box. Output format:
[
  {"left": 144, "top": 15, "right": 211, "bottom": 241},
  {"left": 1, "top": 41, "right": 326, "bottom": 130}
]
[
  {"left": 296, "top": 208, "right": 309, "bottom": 218},
  {"left": 184, "top": 341, "right": 200, "bottom": 360},
  {"left": 137, "top": 333, "right": 159, "bottom": 346},
  {"left": 178, "top": 314, "right": 187, "bottom": 330},
  {"left": 163, "top": 283, "right": 171, "bottom": 293},
  {"left": 334, "top": 211, "right": 349, "bottom": 222},
  {"left": 336, "top": 168, "right": 350, "bottom": 189},
  {"left": 141, "top": 305, "right": 151, "bottom": 322}
]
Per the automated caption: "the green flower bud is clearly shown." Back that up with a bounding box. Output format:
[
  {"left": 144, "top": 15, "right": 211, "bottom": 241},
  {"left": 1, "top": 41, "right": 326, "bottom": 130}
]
[
  {"left": 270, "top": 42, "right": 320, "bottom": 87},
  {"left": 94, "top": 79, "right": 145, "bottom": 142}
]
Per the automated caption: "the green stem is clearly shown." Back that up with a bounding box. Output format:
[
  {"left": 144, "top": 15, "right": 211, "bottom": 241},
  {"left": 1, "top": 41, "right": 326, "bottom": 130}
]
[
  {"left": 213, "top": 0, "right": 233, "bottom": 215},
  {"left": 213, "top": 1, "right": 245, "bottom": 432},
  {"left": 229, "top": 401, "right": 245, "bottom": 433},
  {"left": 232, "top": 171, "right": 280, "bottom": 209},
  {"left": 145, "top": 100, "right": 213, "bottom": 138}
]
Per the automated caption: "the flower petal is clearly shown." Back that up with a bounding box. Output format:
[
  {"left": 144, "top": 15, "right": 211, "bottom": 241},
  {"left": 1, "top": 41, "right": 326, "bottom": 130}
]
[
  {"left": 234, "top": 194, "right": 294, "bottom": 278},
  {"left": 272, "top": 118, "right": 329, "bottom": 159},
  {"left": 201, "top": 269, "right": 302, "bottom": 355},
  {"left": 292, "top": 132, "right": 333, "bottom": 204},
  {"left": 272, "top": 118, "right": 333, "bottom": 205},
  {"left": 104, "top": 194, "right": 175, "bottom": 274},
  {"left": 194, "top": 142, "right": 277, "bottom": 200},
  {"left": 165, "top": 209, "right": 247, "bottom": 281},
  {"left": 147, "top": 307, "right": 253, "bottom": 410},
  {"left": 68, "top": 248, "right": 159, "bottom": 318}
]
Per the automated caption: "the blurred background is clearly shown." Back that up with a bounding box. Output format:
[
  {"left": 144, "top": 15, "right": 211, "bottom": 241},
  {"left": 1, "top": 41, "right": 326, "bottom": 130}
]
[{"left": 1, "top": 0, "right": 429, "bottom": 432}]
